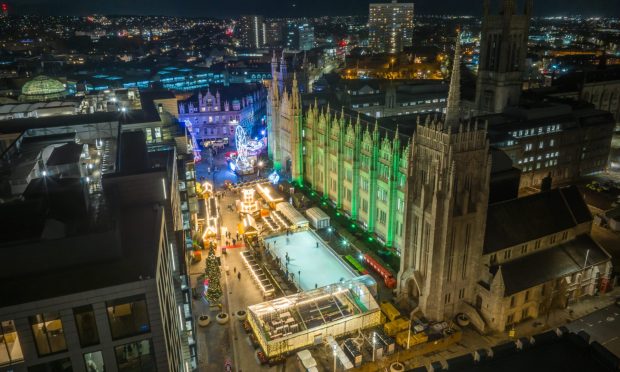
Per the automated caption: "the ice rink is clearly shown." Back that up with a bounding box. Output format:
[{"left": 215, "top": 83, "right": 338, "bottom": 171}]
[{"left": 264, "top": 230, "right": 356, "bottom": 291}]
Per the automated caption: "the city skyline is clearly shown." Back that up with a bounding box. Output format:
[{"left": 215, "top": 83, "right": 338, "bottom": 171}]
[{"left": 7, "top": 0, "right": 620, "bottom": 17}]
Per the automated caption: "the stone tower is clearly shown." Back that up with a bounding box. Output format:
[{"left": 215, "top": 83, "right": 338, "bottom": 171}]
[
  {"left": 266, "top": 57, "right": 303, "bottom": 182},
  {"left": 398, "top": 33, "right": 492, "bottom": 322},
  {"left": 476, "top": 0, "right": 533, "bottom": 114}
]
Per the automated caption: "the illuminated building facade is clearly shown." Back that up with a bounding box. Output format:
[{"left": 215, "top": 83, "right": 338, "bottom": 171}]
[
  {"left": 368, "top": 1, "right": 414, "bottom": 54},
  {"left": 178, "top": 85, "right": 266, "bottom": 146},
  {"left": 268, "top": 51, "right": 414, "bottom": 254}
]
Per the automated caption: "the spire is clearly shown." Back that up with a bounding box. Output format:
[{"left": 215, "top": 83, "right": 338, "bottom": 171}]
[
  {"left": 292, "top": 72, "right": 300, "bottom": 110},
  {"left": 444, "top": 29, "right": 462, "bottom": 129},
  {"left": 524, "top": 0, "right": 534, "bottom": 16}
]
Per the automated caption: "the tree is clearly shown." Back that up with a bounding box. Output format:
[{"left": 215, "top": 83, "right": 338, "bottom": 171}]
[{"left": 205, "top": 243, "right": 222, "bottom": 304}]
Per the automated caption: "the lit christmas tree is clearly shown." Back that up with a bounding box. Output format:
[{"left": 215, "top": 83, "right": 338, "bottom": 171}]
[{"left": 205, "top": 243, "right": 222, "bottom": 304}]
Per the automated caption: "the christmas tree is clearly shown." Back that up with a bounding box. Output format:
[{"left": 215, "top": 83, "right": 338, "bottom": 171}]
[{"left": 205, "top": 243, "right": 222, "bottom": 304}]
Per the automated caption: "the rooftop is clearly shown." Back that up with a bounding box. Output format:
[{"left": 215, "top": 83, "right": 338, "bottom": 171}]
[
  {"left": 491, "top": 234, "right": 610, "bottom": 296},
  {"left": 484, "top": 186, "right": 592, "bottom": 255}
]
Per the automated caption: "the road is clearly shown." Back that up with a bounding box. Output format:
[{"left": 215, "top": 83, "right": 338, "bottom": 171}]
[{"left": 566, "top": 303, "right": 620, "bottom": 358}]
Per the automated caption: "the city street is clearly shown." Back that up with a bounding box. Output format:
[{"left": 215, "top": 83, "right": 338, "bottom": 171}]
[{"left": 566, "top": 303, "right": 620, "bottom": 358}]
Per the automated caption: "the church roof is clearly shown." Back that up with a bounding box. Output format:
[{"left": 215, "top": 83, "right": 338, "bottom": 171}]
[
  {"left": 490, "top": 234, "right": 609, "bottom": 296},
  {"left": 484, "top": 186, "right": 592, "bottom": 255}
]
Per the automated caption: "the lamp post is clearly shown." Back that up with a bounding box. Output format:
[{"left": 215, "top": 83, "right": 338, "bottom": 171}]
[
  {"left": 372, "top": 332, "right": 377, "bottom": 362},
  {"left": 333, "top": 345, "right": 338, "bottom": 372},
  {"left": 407, "top": 318, "right": 412, "bottom": 350},
  {"left": 257, "top": 160, "right": 264, "bottom": 179}
]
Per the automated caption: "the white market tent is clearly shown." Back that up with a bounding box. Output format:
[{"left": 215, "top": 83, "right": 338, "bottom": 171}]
[
  {"left": 275, "top": 202, "right": 309, "bottom": 229},
  {"left": 305, "top": 207, "right": 330, "bottom": 229}
]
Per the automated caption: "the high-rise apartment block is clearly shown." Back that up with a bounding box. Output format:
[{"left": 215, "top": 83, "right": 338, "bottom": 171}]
[
  {"left": 369, "top": 0, "right": 414, "bottom": 54},
  {"left": 238, "top": 15, "right": 265, "bottom": 49}
]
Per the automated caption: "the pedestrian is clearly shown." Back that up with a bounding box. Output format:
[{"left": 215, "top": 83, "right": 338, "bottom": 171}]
[
  {"left": 237, "top": 272, "right": 241, "bottom": 280},
  {"left": 316, "top": 242, "right": 319, "bottom": 248},
  {"left": 234, "top": 267, "right": 236, "bottom": 273},
  {"left": 315, "top": 283, "right": 318, "bottom": 289},
  {"left": 232, "top": 238, "right": 236, "bottom": 246}
]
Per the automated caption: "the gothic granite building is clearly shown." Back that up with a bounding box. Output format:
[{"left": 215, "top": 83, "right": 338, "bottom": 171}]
[{"left": 266, "top": 0, "right": 613, "bottom": 333}]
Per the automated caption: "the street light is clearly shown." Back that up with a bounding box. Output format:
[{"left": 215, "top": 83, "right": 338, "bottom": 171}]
[
  {"left": 257, "top": 160, "right": 264, "bottom": 178},
  {"left": 333, "top": 345, "right": 338, "bottom": 372},
  {"left": 372, "top": 332, "right": 377, "bottom": 362}
]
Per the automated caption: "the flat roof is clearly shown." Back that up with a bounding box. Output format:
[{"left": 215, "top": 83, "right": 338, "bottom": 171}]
[
  {"left": 248, "top": 278, "right": 379, "bottom": 342},
  {"left": 0, "top": 203, "right": 164, "bottom": 308}
]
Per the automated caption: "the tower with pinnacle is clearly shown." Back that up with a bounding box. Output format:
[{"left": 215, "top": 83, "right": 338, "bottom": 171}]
[
  {"left": 398, "top": 32, "right": 492, "bottom": 322},
  {"left": 266, "top": 54, "right": 303, "bottom": 183},
  {"left": 476, "top": 0, "right": 533, "bottom": 113}
]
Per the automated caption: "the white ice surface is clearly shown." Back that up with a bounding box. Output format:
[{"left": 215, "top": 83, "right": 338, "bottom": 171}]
[{"left": 264, "top": 230, "right": 356, "bottom": 291}]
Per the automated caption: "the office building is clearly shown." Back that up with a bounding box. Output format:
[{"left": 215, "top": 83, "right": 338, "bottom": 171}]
[
  {"left": 237, "top": 15, "right": 265, "bottom": 49},
  {"left": 368, "top": 0, "right": 414, "bottom": 54},
  {"left": 298, "top": 24, "right": 315, "bottom": 51},
  {"left": 0, "top": 92, "right": 199, "bottom": 371}
]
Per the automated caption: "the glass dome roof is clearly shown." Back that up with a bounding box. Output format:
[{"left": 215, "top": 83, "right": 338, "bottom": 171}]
[{"left": 20, "top": 76, "right": 66, "bottom": 102}]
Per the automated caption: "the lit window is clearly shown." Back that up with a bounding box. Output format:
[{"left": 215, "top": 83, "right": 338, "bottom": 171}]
[
  {"left": 0, "top": 320, "right": 24, "bottom": 366},
  {"left": 84, "top": 351, "right": 105, "bottom": 372},
  {"left": 106, "top": 295, "right": 150, "bottom": 340},
  {"left": 29, "top": 313, "right": 68, "bottom": 356}
]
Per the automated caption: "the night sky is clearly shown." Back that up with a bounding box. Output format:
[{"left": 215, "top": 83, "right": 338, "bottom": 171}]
[{"left": 10, "top": 0, "right": 620, "bottom": 17}]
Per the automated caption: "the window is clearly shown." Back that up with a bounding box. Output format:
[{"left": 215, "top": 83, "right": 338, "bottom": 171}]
[
  {"left": 458, "top": 288, "right": 465, "bottom": 299},
  {"left": 106, "top": 295, "right": 150, "bottom": 340},
  {"left": 510, "top": 296, "right": 516, "bottom": 308},
  {"left": 0, "top": 320, "right": 24, "bottom": 366},
  {"left": 562, "top": 231, "right": 568, "bottom": 241},
  {"left": 115, "top": 339, "right": 155, "bottom": 372},
  {"left": 550, "top": 139, "right": 555, "bottom": 146},
  {"left": 539, "top": 141, "right": 544, "bottom": 149},
  {"left": 525, "top": 143, "right": 532, "bottom": 152},
  {"left": 490, "top": 254, "right": 497, "bottom": 264},
  {"left": 74, "top": 305, "right": 99, "bottom": 347},
  {"left": 521, "top": 308, "right": 529, "bottom": 320},
  {"left": 28, "top": 357, "right": 72, "bottom": 372},
  {"left": 361, "top": 178, "right": 369, "bottom": 192},
  {"left": 549, "top": 235, "right": 556, "bottom": 245},
  {"left": 379, "top": 210, "right": 387, "bottom": 225},
  {"left": 541, "top": 284, "right": 546, "bottom": 296},
  {"left": 29, "top": 313, "right": 68, "bottom": 356},
  {"left": 507, "top": 314, "right": 514, "bottom": 325},
  {"left": 444, "top": 293, "right": 451, "bottom": 304},
  {"left": 361, "top": 199, "right": 368, "bottom": 213},
  {"left": 535, "top": 240, "right": 541, "bottom": 250},
  {"left": 84, "top": 351, "right": 105, "bottom": 372},
  {"left": 521, "top": 244, "right": 527, "bottom": 254},
  {"left": 525, "top": 290, "right": 530, "bottom": 301},
  {"left": 503, "top": 249, "right": 511, "bottom": 260}
]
